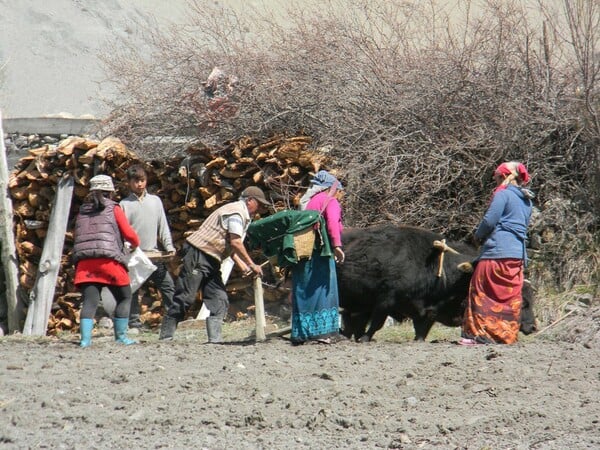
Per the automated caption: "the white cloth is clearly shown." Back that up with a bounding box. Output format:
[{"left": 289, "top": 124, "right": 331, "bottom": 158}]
[
  {"left": 299, "top": 185, "right": 329, "bottom": 210},
  {"left": 125, "top": 247, "right": 157, "bottom": 292}
]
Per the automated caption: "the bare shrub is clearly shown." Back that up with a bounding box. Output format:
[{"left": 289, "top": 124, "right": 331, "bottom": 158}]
[{"left": 99, "top": 0, "right": 599, "bottom": 290}]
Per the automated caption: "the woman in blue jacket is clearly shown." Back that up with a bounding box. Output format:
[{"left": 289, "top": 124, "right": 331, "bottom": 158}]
[{"left": 461, "top": 161, "right": 534, "bottom": 345}]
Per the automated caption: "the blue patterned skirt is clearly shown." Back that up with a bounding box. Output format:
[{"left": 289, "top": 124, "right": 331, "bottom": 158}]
[{"left": 290, "top": 254, "right": 340, "bottom": 342}]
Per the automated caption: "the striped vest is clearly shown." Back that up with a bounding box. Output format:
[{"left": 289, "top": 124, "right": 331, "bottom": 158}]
[{"left": 186, "top": 201, "right": 251, "bottom": 261}]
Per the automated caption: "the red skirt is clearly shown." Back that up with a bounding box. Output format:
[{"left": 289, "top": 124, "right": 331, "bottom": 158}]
[
  {"left": 74, "top": 258, "right": 130, "bottom": 287},
  {"left": 462, "top": 259, "right": 524, "bottom": 344}
]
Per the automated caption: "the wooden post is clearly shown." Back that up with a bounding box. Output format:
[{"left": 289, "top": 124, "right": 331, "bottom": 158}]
[
  {"left": 253, "top": 276, "right": 266, "bottom": 342},
  {"left": 0, "top": 110, "right": 22, "bottom": 334},
  {"left": 23, "top": 175, "right": 74, "bottom": 336}
]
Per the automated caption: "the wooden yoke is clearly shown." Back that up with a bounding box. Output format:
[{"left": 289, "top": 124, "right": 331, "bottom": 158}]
[{"left": 433, "top": 239, "right": 460, "bottom": 278}]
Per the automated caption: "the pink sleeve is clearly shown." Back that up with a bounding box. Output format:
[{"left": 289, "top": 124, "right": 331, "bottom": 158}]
[{"left": 323, "top": 198, "right": 343, "bottom": 247}]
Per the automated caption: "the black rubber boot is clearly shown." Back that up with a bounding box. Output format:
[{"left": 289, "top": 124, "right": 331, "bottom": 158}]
[
  {"left": 159, "top": 316, "right": 178, "bottom": 341},
  {"left": 206, "top": 316, "right": 223, "bottom": 344}
]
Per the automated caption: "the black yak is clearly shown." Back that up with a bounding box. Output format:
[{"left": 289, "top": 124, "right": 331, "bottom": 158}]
[{"left": 337, "top": 224, "right": 536, "bottom": 341}]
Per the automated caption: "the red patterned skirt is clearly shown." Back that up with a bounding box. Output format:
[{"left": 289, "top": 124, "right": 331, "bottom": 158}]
[{"left": 462, "top": 258, "right": 524, "bottom": 344}]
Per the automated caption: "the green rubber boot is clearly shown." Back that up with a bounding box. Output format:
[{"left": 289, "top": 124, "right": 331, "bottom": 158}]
[
  {"left": 79, "top": 318, "right": 94, "bottom": 348},
  {"left": 113, "top": 317, "right": 137, "bottom": 345}
]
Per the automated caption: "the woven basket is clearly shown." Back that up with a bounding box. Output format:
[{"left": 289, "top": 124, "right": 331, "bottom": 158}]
[{"left": 293, "top": 227, "right": 316, "bottom": 261}]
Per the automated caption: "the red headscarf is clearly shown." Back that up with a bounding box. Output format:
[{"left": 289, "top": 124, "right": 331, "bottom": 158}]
[
  {"left": 494, "top": 162, "right": 530, "bottom": 184},
  {"left": 492, "top": 161, "right": 530, "bottom": 197}
]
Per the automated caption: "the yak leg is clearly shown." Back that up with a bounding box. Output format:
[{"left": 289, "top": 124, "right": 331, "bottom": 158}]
[
  {"left": 340, "top": 309, "right": 356, "bottom": 339},
  {"left": 350, "top": 312, "right": 370, "bottom": 341},
  {"left": 339, "top": 309, "right": 354, "bottom": 338},
  {"left": 412, "top": 316, "right": 435, "bottom": 341},
  {"left": 340, "top": 310, "right": 370, "bottom": 341},
  {"left": 359, "top": 307, "right": 388, "bottom": 343}
]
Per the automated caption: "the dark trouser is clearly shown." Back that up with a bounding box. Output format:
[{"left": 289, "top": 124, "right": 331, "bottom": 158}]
[
  {"left": 80, "top": 283, "right": 132, "bottom": 319},
  {"left": 129, "top": 262, "right": 175, "bottom": 326},
  {"left": 166, "top": 244, "right": 229, "bottom": 322}
]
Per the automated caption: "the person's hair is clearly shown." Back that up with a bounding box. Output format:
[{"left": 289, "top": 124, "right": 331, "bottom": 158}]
[
  {"left": 87, "top": 191, "right": 110, "bottom": 211},
  {"left": 240, "top": 195, "right": 255, "bottom": 207},
  {"left": 494, "top": 161, "right": 531, "bottom": 187},
  {"left": 126, "top": 164, "right": 147, "bottom": 181}
]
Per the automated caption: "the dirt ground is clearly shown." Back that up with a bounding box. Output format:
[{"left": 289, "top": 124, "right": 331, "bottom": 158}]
[{"left": 1, "top": 313, "right": 598, "bottom": 450}]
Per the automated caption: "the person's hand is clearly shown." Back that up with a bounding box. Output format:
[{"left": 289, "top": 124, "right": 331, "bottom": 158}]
[
  {"left": 249, "top": 263, "right": 264, "bottom": 277},
  {"left": 334, "top": 247, "right": 345, "bottom": 264}
]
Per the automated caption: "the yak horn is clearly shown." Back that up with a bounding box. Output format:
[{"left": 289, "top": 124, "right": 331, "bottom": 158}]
[
  {"left": 433, "top": 239, "right": 461, "bottom": 277},
  {"left": 433, "top": 239, "right": 460, "bottom": 255}
]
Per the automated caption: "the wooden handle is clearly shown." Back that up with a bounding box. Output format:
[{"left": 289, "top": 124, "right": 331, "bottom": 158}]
[{"left": 254, "top": 276, "right": 266, "bottom": 342}]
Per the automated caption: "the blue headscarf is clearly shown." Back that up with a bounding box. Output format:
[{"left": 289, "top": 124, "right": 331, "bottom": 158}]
[
  {"left": 310, "top": 170, "right": 343, "bottom": 190},
  {"left": 299, "top": 170, "right": 343, "bottom": 210}
]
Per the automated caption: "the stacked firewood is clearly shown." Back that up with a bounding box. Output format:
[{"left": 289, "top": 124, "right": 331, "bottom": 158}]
[{"left": 8, "top": 134, "right": 332, "bottom": 334}]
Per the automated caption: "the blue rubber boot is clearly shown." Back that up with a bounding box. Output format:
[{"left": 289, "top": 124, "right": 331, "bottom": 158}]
[
  {"left": 79, "top": 318, "right": 94, "bottom": 348},
  {"left": 113, "top": 317, "right": 138, "bottom": 345}
]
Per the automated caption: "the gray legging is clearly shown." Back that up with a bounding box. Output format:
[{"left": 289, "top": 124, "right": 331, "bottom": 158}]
[{"left": 80, "top": 283, "right": 132, "bottom": 319}]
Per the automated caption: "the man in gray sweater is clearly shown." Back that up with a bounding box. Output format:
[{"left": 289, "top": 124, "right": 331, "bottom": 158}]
[{"left": 120, "top": 164, "right": 176, "bottom": 331}]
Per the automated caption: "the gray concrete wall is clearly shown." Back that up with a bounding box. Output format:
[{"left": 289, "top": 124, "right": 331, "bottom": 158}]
[{"left": 2, "top": 117, "right": 101, "bottom": 136}]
